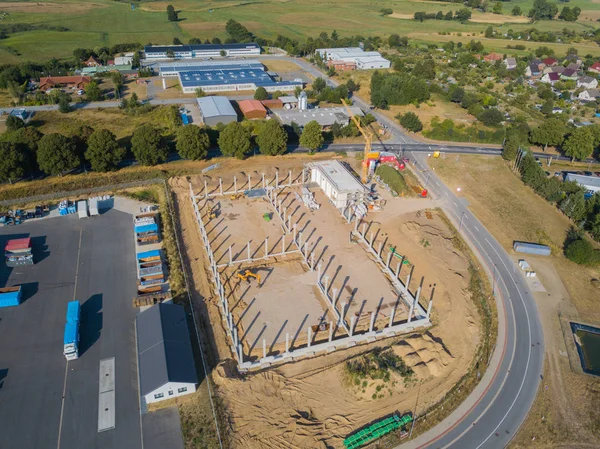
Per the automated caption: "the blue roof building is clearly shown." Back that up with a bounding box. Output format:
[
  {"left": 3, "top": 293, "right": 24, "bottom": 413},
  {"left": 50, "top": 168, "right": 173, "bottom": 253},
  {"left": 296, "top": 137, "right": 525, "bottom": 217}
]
[{"left": 144, "top": 43, "right": 260, "bottom": 60}]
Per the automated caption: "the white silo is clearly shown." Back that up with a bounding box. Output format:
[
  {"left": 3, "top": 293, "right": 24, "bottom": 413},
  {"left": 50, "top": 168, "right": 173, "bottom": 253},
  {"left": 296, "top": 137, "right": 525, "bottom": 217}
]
[{"left": 299, "top": 91, "right": 308, "bottom": 110}]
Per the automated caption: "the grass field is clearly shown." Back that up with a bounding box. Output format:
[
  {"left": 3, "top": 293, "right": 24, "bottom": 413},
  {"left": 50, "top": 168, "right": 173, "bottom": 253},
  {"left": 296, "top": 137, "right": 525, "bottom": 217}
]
[{"left": 1, "top": 0, "right": 600, "bottom": 64}]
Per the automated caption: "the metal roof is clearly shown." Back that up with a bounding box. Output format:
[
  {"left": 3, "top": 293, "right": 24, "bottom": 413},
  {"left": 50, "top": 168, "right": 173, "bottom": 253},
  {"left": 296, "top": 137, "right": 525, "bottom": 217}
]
[
  {"left": 159, "top": 60, "right": 263, "bottom": 75},
  {"left": 197, "top": 96, "right": 237, "bottom": 119},
  {"left": 566, "top": 173, "right": 600, "bottom": 189},
  {"left": 136, "top": 303, "right": 197, "bottom": 396},
  {"left": 308, "top": 160, "right": 367, "bottom": 194},
  {"left": 145, "top": 43, "right": 260, "bottom": 53},
  {"left": 178, "top": 68, "right": 301, "bottom": 89},
  {"left": 275, "top": 106, "right": 363, "bottom": 127},
  {"left": 278, "top": 96, "right": 298, "bottom": 103}
]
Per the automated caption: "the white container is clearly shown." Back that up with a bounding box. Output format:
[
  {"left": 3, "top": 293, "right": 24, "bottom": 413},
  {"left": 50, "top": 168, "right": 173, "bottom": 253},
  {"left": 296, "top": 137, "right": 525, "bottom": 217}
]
[
  {"left": 77, "top": 200, "right": 89, "bottom": 219},
  {"left": 89, "top": 198, "right": 99, "bottom": 216}
]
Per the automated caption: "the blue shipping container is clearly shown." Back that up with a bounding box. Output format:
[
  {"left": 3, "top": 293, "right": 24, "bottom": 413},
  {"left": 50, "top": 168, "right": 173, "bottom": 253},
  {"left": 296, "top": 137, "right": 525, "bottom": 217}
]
[
  {"left": 0, "top": 286, "right": 22, "bottom": 308},
  {"left": 135, "top": 223, "right": 158, "bottom": 234},
  {"left": 137, "top": 249, "right": 161, "bottom": 260},
  {"left": 513, "top": 241, "right": 551, "bottom": 256}
]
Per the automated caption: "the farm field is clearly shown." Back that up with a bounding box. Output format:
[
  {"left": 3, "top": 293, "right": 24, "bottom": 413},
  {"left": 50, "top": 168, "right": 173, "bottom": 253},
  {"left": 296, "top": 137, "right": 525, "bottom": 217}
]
[{"left": 2, "top": 0, "right": 600, "bottom": 64}]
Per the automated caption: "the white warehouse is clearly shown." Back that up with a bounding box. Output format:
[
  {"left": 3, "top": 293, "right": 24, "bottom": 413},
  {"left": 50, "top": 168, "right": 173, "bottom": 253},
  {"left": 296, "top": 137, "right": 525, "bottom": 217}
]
[
  {"left": 315, "top": 47, "right": 390, "bottom": 70},
  {"left": 136, "top": 303, "right": 198, "bottom": 405},
  {"left": 144, "top": 43, "right": 261, "bottom": 60},
  {"left": 308, "top": 160, "right": 368, "bottom": 209}
]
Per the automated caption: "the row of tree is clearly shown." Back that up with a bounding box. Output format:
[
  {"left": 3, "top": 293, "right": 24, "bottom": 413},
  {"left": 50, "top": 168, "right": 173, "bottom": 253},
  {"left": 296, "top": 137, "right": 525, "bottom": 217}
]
[
  {"left": 370, "top": 71, "right": 430, "bottom": 109},
  {"left": 414, "top": 9, "right": 472, "bottom": 22}
]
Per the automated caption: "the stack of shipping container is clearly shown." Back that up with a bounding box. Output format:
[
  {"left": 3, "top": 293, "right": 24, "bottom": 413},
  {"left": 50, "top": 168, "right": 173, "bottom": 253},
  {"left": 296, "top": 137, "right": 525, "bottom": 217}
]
[
  {"left": 5, "top": 238, "right": 34, "bottom": 267},
  {"left": 134, "top": 213, "right": 160, "bottom": 245}
]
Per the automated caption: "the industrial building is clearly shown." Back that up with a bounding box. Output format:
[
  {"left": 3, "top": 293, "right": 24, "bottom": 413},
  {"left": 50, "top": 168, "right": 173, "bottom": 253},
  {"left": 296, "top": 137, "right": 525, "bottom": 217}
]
[
  {"left": 238, "top": 99, "right": 267, "bottom": 119},
  {"left": 275, "top": 106, "right": 363, "bottom": 128},
  {"left": 144, "top": 43, "right": 261, "bottom": 60},
  {"left": 315, "top": 47, "right": 391, "bottom": 70},
  {"left": 566, "top": 173, "right": 600, "bottom": 193},
  {"left": 307, "top": 160, "right": 368, "bottom": 209},
  {"left": 136, "top": 303, "right": 198, "bottom": 405},
  {"left": 159, "top": 60, "right": 264, "bottom": 77},
  {"left": 197, "top": 97, "right": 238, "bottom": 126}
]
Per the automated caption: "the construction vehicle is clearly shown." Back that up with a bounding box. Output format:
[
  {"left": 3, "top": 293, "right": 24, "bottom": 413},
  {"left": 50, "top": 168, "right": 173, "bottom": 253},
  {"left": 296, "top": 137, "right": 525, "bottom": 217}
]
[
  {"left": 230, "top": 193, "right": 244, "bottom": 200},
  {"left": 341, "top": 98, "right": 373, "bottom": 184},
  {"left": 433, "top": 150, "right": 440, "bottom": 158},
  {"left": 344, "top": 413, "right": 413, "bottom": 449},
  {"left": 237, "top": 269, "right": 261, "bottom": 285},
  {"left": 208, "top": 204, "right": 219, "bottom": 219}
]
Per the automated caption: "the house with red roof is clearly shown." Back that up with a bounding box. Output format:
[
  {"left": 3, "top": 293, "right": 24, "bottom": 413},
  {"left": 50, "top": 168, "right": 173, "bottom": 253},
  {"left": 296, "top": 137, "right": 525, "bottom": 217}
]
[
  {"left": 39, "top": 76, "right": 92, "bottom": 92},
  {"left": 483, "top": 53, "right": 503, "bottom": 63},
  {"left": 588, "top": 62, "right": 600, "bottom": 74},
  {"left": 542, "top": 57, "right": 558, "bottom": 66},
  {"left": 84, "top": 56, "right": 102, "bottom": 67}
]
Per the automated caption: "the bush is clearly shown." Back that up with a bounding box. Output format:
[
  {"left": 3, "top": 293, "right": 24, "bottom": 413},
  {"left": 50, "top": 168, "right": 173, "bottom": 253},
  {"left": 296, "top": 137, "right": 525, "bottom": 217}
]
[
  {"left": 565, "top": 238, "right": 600, "bottom": 266},
  {"left": 398, "top": 112, "right": 423, "bottom": 132},
  {"left": 375, "top": 164, "right": 408, "bottom": 195}
]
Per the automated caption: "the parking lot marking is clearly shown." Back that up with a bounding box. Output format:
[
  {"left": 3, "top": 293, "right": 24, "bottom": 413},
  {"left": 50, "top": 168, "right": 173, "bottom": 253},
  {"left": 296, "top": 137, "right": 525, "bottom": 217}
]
[{"left": 57, "top": 229, "right": 83, "bottom": 449}]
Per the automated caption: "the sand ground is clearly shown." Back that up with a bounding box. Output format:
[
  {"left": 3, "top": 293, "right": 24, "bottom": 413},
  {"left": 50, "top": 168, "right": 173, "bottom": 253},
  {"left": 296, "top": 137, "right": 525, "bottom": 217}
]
[{"left": 169, "top": 155, "right": 484, "bottom": 449}]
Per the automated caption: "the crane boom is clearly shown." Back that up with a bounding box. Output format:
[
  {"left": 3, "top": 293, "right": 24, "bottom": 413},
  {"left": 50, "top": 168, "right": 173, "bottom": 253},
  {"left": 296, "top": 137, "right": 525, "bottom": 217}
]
[{"left": 341, "top": 98, "right": 372, "bottom": 183}]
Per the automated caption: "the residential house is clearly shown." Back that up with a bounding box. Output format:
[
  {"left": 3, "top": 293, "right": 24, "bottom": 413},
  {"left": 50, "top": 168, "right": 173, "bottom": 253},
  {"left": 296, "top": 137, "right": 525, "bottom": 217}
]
[
  {"left": 543, "top": 57, "right": 558, "bottom": 66},
  {"left": 560, "top": 69, "right": 578, "bottom": 81},
  {"left": 588, "top": 62, "right": 600, "bottom": 74},
  {"left": 114, "top": 52, "right": 135, "bottom": 66},
  {"left": 484, "top": 53, "right": 503, "bottom": 63},
  {"left": 566, "top": 62, "right": 582, "bottom": 72},
  {"left": 543, "top": 65, "right": 564, "bottom": 75},
  {"left": 505, "top": 57, "right": 517, "bottom": 70},
  {"left": 578, "top": 89, "right": 600, "bottom": 101},
  {"left": 84, "top": 56, "right": 102, "bottom": 67},
  {"left": 577, "top": 76, "right": 598, "bottom": 89},
  {"left": 525, "top": 60, "right": 543, "bottom": 77},
  {"left": 39, "top": 76, "right": 92, "bottom": 92},
  {"left": 565, "top": 54, "right": 583, "bottom": 65},
  {"left": 541, "top": 72, "right": 560, "bottom": 85}
]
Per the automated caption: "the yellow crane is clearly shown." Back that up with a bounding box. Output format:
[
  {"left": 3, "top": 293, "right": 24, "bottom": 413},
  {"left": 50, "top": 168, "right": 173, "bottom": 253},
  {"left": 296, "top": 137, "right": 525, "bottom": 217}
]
[{"left": 341, "top": 98, "right": 375, "bottom": 184}]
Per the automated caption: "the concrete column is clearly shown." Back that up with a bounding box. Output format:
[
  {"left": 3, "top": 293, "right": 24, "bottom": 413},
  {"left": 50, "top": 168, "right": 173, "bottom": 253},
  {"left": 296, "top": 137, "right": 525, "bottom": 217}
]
[
  {"left": 298, "top": 231, "right": 302, "bottom": 247},
  {"left": 247, "top": 241, "right": 251, "bottom": 260},
  {"left": 264, "top": 238, "right": 268, "bottom": 258},
  {"left": 332, "top": 288, "right": 338, "bottom": 306},
  {"left": 228, "top": 312, "right": 233, "bottom": 331},
  {"left": 303, "top": 242, "right": 308, "bottom": 258},
  {"left": 263, "top": 339, "right": 267, "bottom": 359},
  {"left": 302, "top": 167, "right": 306, "bottom": 184},
  {"left": 415, "top": 285, "right": 422, "bottom": 304},
  {"left": 275, "top": 171, "right": 279, "bottom": 188},
  {"left": 310, "top": 252, "right": 315, "bottom": 271},
  {"left": 378, "top": 241, "right": 384, "bottom": 258},
  {"left": 350, "top": 315, "right": 356, "bottom": 337},
  {"left": 328, "top": 322, "right": 333, "bottom": 342},
  {"left": 262, "top": 173, "right": 265, "bottom": 189},
  {"left": 354, "top": 217, "right": 359, "bottom": 232},
  {"left": 427, "top": 298, "right": 433, "bottom": 319},
  {"left": 234, "top": 176, "right": 237, "bottom": 194},
  {"left": 288, "top": 169, "right": 292, "bottom": 187},
  {"left": 370, "top": 232, "right": 375, "bottom": 248},
  {"left": 219, "top": 178, "right": 223, "bottom": 194},
  {"left": 362, "top": 223, "right": 367, "bottom": 237},
  {"left": 406, "top": 266, "right": 413, "bottom": 291},
  {"left": 288, "top": 216, "right": 292, "bottom": 231},
  {"left": 293, "top": 223, "right": 297, "bottom": 244},
  {"left": 341, "top": 302, "right": 347, "bottom": 320},
  {"left": 317, "top": 262, "right": 322, "bottom": 283},
  {"left": 224, "top": 296, "right": 229, "bottom": 316},
  {"left": 307, "top": 327, "right": 312, "bottom": 348},
  {"left": 233, "top": 327, "right": 238, "bottom": 346},
  {"left": 247, "top": 174, "right": 251, "bottom": 190},
  {"left": 407, "top": 298, "right": 415, "bottom": 324},
  {"left": 282, "top": 206, "right": 287, "bottom": 225},
  {"left": 282, "top": 235, "right": 286, "bottom": 253},
  {"left": 204, "top": 180, "right": 208, "bottom": 198},
  {"left": 386, "top": 251, "right": 393, "bottom": 268},
  {"left": 285, "top": 333, "right": 290, "bottom": 353},
  {"left": 228, "top": 245, "right": 233, "bottom": 265},
  {"left": 369, "top": 311, "right": 376, "bottom": 332},
  {"left": 238, "top": 344, "right": 243, "bottom": 363}
]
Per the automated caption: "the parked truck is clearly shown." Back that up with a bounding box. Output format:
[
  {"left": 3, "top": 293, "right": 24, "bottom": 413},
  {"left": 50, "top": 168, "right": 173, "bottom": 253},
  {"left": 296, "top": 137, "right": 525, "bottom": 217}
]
[
  {"left": 63, "top": 301, "right": 81, "bottom": 360},
  {"left": 0, "top": 286, "right": 22, "bottom": 308}
]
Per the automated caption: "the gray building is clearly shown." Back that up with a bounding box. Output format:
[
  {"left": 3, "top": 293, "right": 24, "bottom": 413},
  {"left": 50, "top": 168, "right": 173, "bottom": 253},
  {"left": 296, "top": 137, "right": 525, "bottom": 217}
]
[
  {"left": 566, "top": 173, "right": 600, "bottom": 194},
  {"left": 275, "top": 106, "right": 363, "bottom": 128},
  {"left": 136, "top": 303, "right": 198, "bottom": 405},
  {"left": 197, "top": 97, "right": 238, "bottom": 127}
]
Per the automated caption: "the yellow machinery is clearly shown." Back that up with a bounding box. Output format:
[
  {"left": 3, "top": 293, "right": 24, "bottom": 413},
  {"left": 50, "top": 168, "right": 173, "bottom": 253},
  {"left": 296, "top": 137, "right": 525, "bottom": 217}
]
[
  {"left": 433, "top": 151, "right": 440, "bottom": 158},
  {"left": 341, "top": 98, "right": 373, "bottom": 184},
  {"left": 237, "top": 269, "right": 261, "bottom": 285},
  {"left": 230, "top": 193, "right": 243, "bottom": 200}
]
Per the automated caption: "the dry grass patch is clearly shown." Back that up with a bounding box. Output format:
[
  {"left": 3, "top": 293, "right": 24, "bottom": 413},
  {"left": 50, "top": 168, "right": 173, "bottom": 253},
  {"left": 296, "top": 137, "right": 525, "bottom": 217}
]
[
  {"left": 0, "top": 1, "right": 104, "bottom": 13},
  {"left": 259, "top": 59, "right": 303, "bottom": 73},
  {"left": 470, "top": 12, "right": 530, "bottom": 24}
]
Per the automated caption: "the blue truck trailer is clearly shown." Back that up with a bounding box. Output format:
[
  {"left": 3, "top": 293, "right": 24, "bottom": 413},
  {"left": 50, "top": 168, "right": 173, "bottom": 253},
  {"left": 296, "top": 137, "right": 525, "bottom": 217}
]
[
  {"left": 0, "top": 286, "right": 22, "bottom": 308},
  {"left": 63, "top": 301, "right": 81, "bottom": 360}
]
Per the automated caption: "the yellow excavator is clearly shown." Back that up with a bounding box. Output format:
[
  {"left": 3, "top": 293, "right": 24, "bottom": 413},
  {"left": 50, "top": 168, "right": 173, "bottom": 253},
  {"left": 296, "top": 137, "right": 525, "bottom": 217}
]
[
  {"left": 341, "top": 98, "right": 374, "bottom": 184},
  {"left": 237, "top": 269, "right": 261, "bottom": 285}
]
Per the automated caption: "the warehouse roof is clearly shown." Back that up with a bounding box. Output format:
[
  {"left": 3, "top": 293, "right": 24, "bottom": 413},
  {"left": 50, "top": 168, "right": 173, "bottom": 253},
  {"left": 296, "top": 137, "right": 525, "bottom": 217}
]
[
  {"left": 238, "top": 99, "right": 266, "bottom": 114},
  {"left": 275, "top": 106, "right": 363, "bottom": 127},
  {"left": 145, "top": 43, "right": 260, "bottom": 53},
  {"left": 278, "top": 96, "right": 298, "bottom": 103},
  {"left": 566, "top": 173, "right": 600, "bottom": 189},
  {"left": 159, "top": 60, "right": 263, "bottom": 75},
  {"left": 178, "top": 68, "right": 302, "bottom": 89},
  {"left": 308, "top": 160, "right": 367, "bottom": 193},
  {"left": 136, "top": 303, "right": 197, "bottom": 396},
  {"left": 197, "top": 96, "right": 237, "bottom": 118}
]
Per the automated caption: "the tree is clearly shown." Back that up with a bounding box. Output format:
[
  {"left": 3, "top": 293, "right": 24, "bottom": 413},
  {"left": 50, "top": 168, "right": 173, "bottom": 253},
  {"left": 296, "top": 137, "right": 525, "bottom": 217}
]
[
  {"left": 559, "top": 6, "right": 580, "bottom": 21},
  {"left": 131, "top": 125, "right": 168, "bottom": 165},
  {"left": 502, "top": 138, "right": 519, "bottom": 161},
  {"left": 449, "top": 85, "right": 465, "bottom": 103},
  {"left": 478, "top": 108, "right": 503, "bottom": 126},
  {"left": 195, "top": 87, "right": 206, "bottom": 98},
  {"left": 565, "top": 238, "right": 600, "bottom": 265},
  {"left": 540, "top": 98, "right": 554, "bottom": 115},
  {"left": 485, "top": 26, "right": 494, "bottom": 38},
  {"left": 299, "top": 120, "right": 323, "bottom": 152},
  {"left": 528, "top": 0, "right": 558, "bottom": 20},
  {"left": 257, "top": 120, "right": 288, "bottom": 156},
  {"left": 166, "top": 5, "right": 178, "bottom": 21},
  {"left": 132, "top": 52, "right": 141, "bottom": 69},
  {"left": 220, "top": 50, "right": 227, "bottom": 57},
  {"left": 530, "top": 118, "right": 566, "bottom": 150},
  {"left": 380, "top": 8, "right": 393, "bottom": 16},
  {"left": 58, "top": 96, "right": 71, "bottom": 113},
  {"left": 0, "top": 142, "right": 27, "bottom": 183},
  {"left": 399, "top": 112, "right": 423, "bottom": 132},
  {"left": 414, "top": 59, "right": 435, "bottom": 80},
  {"left": 173, "top": 37, "right": 182, "bottom": 45},
  {"left": 388, "top": 34, "right": 401, "bottom": 47},
  {"left": 37, "top": 133, "right": 80, "bottom": 175},
  {"left": 563, "top": 127, "right": 594, "bottom": 161},
  {"left": 254, "top": 86, "right": 268, "bottom": 100},
  {"left": 85, "top": 81, "right": 103, "bottom": 102},
  {"left": 346, "top": 79, "right": 359, "bottom": 93},
  {"left": 455, "top": 8, "right": 472, "bottom": 22},
  {"left": 444, "top": 11, "right": 454, "bottom": 20},
  {"left": 166, "top": 49, "right": 175, "bottom": 59},
  {"left": 176, "top": 125, "right": 210, "bottom": 160},
  {"left": 5, "top": 115, "right": 24, "bottom": 133},
  {"left": 218, "top": 122, "right": 251, "bottom": 159},
  {"left": 313, "top": 77, "right": 326, "bottom": 94},
  {"left": 512, "top": 5, "right": 522, "bottom": 15},
  {"left": 414, "top": 11, "right": 426, "bottom": 22},
  {"left": 493, "top": 2, "right": 503, "bottom": 14},
  {"left": 84, "top": 129, "right": 125, "bottom": 172}
]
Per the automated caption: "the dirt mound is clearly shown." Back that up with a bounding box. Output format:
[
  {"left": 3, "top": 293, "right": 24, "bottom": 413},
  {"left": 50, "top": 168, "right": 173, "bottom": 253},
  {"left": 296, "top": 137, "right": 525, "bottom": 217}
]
[{"left": 394, "top": 333, "right": 453, "bottom": 379}]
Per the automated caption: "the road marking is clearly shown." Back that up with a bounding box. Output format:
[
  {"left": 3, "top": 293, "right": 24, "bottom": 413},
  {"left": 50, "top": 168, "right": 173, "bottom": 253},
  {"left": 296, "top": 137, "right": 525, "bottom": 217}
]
[
  {"left": 453, "top": 202, "right": 459, "bottom": 207},
  {"left": 474, "top": 225, "right": 480, "bottom": 231},
  {"left": 57, "top": 229, "right": 83, "bottom": 449}
]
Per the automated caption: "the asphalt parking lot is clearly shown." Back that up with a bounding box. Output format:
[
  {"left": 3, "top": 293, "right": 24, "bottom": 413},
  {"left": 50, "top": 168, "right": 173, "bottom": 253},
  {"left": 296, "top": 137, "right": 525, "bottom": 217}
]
[{"left": 0, "top": 209, "right": 141, "bottom": 449}]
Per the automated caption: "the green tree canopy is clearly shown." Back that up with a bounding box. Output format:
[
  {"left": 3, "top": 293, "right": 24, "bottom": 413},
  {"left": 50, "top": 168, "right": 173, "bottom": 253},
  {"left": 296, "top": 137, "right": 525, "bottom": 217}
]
[
  {"left": 398, "top": 112, "right": 423, "bottom": 132},
  {"left": 37, "top": 133, "right": 80, "bottom": 175},
  {"left": 58, "top": 95, "right": 71, "bottom": 113},
  {"left": 312, "top": 77, "right": 326, "bottom": 94},
  {"left": 5, "top": 115, "right": 24, "bottom": 133},
  {"left": 530, "top": 118, "right": 566, "bottom": 150},
  {"left": 256, "top": 120, "right": 288, "bottom": 156},
  {"left": 85, "top": 129, "right": 125, "bottom": 172},
  {"left": 85, "top": 81, "right": 103, "bottom": 102},
  {"left": 131, "top": 124, "right": 168, "bottom": 165},
  {"left": 492, "top": 2, "right": 503, "bottom": 14},
  {"left": 565, "top": 238, "right": 600, "bottom": 265},
  {"left": 512, "top": 5, "right": 522, "bottom": 15},
  {"left": 528, "top": 0, "right": 558, "bottom": 20},
  {"left": 176, "top": 125, "right": 210, "bottom": 160},
  {"left": 0, "top": 142, "right": 28, "bottom": 182},
  {"left": 167, "top": 5, "right": 178, "bottom": 21},
  {"left": 478, "top": 108, "right": 504, "bottom": 126},
  {"left": 254, "top": 86, "right": 268, "bottom": 101},
  {"left": 502, "top": 138, "right": 519, "bottom": 161},
  {"left": 299, "top": 120, "right": 324, "bottom": 152},
  {"left": 218, "top": 122, "right": 251, "bottom": 159},
  {"left": 563, "top": 127, "right": 594, "bottom": 161}
]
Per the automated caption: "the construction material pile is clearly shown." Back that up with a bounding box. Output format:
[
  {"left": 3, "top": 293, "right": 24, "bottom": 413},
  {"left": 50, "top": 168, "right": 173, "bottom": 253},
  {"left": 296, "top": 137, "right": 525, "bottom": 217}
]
[
  {"left": 137, "top": 250, "right": 165, "bottom": 287},
  {"left": 134, "top": 213, "right": 160, "bottom": 245},
  {"left": 5, "top": 237, "right": 33, "bottom": 267}
]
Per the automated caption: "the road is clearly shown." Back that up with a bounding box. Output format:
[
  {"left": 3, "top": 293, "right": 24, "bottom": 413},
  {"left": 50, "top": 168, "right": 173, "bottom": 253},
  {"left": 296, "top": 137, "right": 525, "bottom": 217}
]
[{"left": 394, "top": 152, "right": 545, "bottom": 449}]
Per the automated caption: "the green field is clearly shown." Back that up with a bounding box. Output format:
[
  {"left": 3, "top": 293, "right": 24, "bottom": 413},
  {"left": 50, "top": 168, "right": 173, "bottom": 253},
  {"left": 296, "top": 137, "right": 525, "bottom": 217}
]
[{"left": 1, "top": 0, "right": 600, "bottom": 63}]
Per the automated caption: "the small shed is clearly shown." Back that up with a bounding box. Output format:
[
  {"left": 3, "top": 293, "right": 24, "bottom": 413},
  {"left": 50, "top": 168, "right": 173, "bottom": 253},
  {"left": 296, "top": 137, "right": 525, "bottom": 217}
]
[
  {"left": 136, "top": 303, "right": 198, "bottom": 404},
  {"left": 197, "top": 97, "right": 237, "bottom": 127},
  {"left": 238, "top": 100, "right": 267, "bottom": 119},
  {"left": 307, "top": 160, "right": 368, "bottom": 209},
  {"left": 261, "top": 99, "right": 283, "bottom": 110}
]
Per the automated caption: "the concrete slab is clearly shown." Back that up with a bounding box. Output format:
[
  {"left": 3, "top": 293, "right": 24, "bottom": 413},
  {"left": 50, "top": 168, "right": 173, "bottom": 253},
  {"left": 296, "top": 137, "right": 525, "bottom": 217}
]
[
  {"left": 142, "top": 407, "right": 184, "bottom": 449},
  {"left": 98, "top": 358, "right": 116, "bottom": 432}
]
